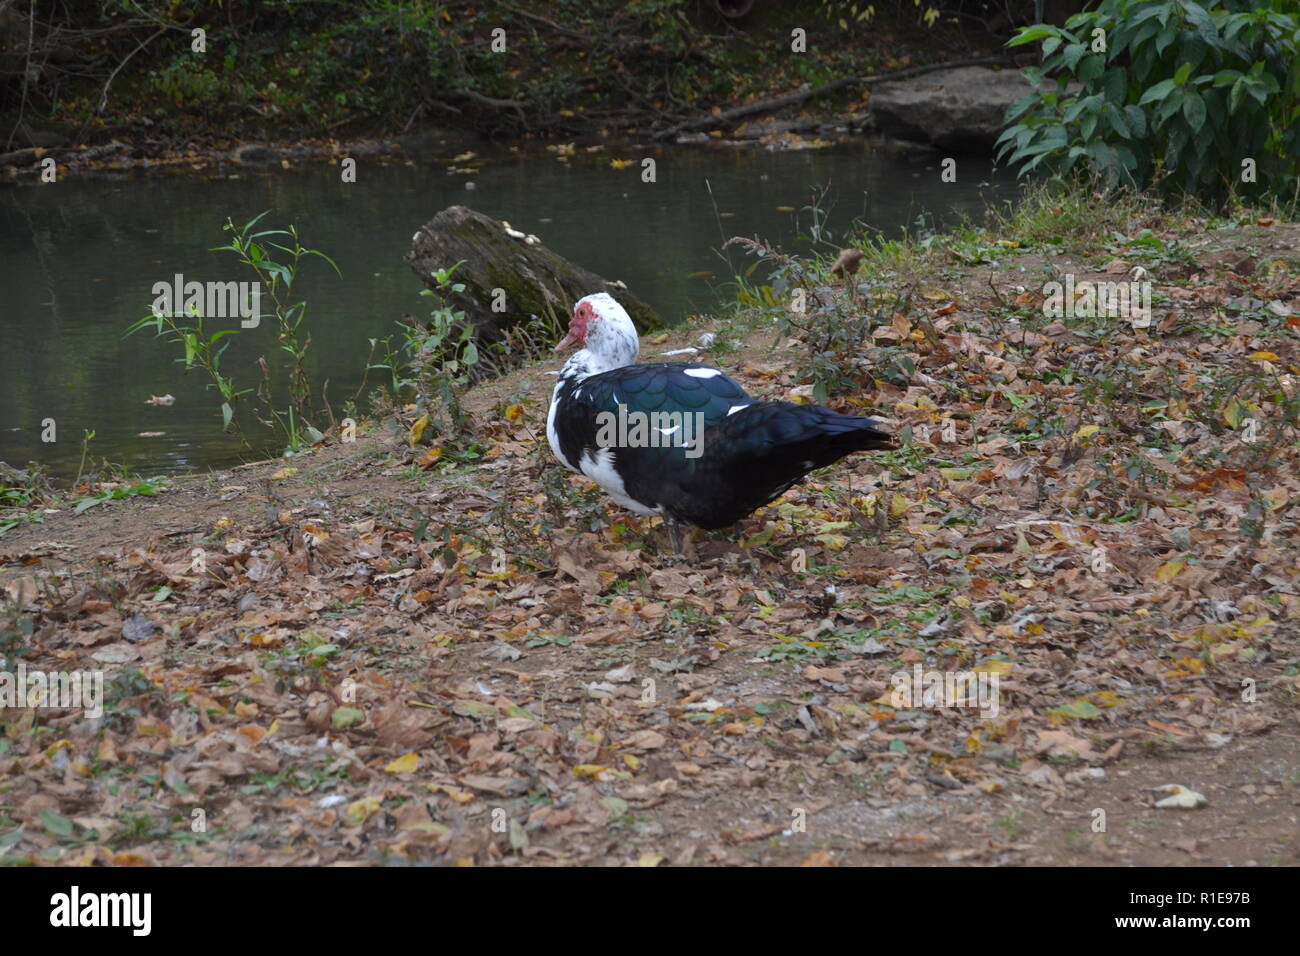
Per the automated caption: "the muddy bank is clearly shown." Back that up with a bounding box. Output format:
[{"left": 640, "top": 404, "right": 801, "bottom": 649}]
[{"left": 3, "top": 54, "right": 1032, "bottom": 184}]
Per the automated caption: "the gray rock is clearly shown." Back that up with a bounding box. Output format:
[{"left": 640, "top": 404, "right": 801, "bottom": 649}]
[{"left": 868, "top": 66, "right": 1060, "bottom": 153}]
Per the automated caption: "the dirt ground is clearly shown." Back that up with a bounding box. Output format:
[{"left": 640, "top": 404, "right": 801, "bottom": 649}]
[{"left": 1, "top": 218, "right": 1297, "bottom": 867}]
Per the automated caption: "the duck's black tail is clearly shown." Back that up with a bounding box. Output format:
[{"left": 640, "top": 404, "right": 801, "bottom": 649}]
[{"left": 668, "top": 402, "right": 893, "bottom": 528}]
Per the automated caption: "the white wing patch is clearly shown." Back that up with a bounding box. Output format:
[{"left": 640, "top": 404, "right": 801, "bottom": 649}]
[
  {"left": 683, "top": 367, "right": 722, "bottom": 379},
  {"left": 726, "top": 403, "right": 752, "bottom": 416},
  {"left": 578, "top": 448, "right": 661, "bottom": 516}
]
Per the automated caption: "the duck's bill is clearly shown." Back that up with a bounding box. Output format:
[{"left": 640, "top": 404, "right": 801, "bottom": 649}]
[{"left": 554, "top": 330, "right": 581, "bottom": 352}]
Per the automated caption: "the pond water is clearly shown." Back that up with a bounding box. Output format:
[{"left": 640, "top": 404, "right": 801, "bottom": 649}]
[{"left": 0, "top": 139, "right": 1020, "bottom": 477}]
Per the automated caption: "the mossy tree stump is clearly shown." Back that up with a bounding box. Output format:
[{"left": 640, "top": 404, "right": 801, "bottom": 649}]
[{"left": 405, "top": 206, "right": 664, "bottom": 345}]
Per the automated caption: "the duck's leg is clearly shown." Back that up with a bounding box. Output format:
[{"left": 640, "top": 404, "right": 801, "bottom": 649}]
[{"left": 667, "top": 518, "right": 685, "bottom": 556}]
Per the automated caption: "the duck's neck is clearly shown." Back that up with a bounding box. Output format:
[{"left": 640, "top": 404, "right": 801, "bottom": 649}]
[{"left": 560, "top": 347, "right": 628, "bottom": 384}]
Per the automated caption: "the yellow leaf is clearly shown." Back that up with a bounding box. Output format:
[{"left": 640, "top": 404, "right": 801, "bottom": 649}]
[
  {"left": 1155, "top": 556, "right": 1187, "bottom": 583},
  {"left": 1222, "top": 397, "right": 1259, "bottom": 428},
  {"left": 384, "top": 752, "right": 420, "bottom": 774},
  {"left": 504, "top": 404, "right": 525, "bottom": 421},
  {"left": 408, "top": 414, "right": 429, "bottom": 448},
  {"left": 426, "top": 783, "right": 475, "bottom": 803},
  {"left": 403, "top": 821, "right": 451, "bottom": 835},
  {"left": 974, "top": 659, "right": 1013, "bottom": 675},
  {"left": 1248, "top": 351, "right": 1279, "bottom": 361},
  {"left": 1074, "top": 424, "right": 1101, "bottom": 439},
  {"left": 345, "top": 795, "right": 382, "bottom": 825},
  {"left": 639, "top": 852, "right": 664, "bottom": 867}
]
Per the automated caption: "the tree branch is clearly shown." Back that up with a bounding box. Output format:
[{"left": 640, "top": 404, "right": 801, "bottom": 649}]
[
  {"left": 494, "top": 2, "right": 586, "bottom": 40},
  {"left": 653, "top": 55, "right": 1019, "bottom": 141},
  {"left": 96, "top": 26, "right": 163, "bottom": 113}
]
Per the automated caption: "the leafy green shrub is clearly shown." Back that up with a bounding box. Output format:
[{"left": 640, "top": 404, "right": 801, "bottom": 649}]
[
  {"left": 407, "top": 266, "right": 481, "bottom": 437},
  {"left": 998, "top": 0, "right": 1300, "bottom": 203},
  {"left": 367, "top": 264, "right": 481, "bottom": 441},
  {"left": 128, "top": 213, "right": 338, "bottom": 455},
  {"left": 815, "top": 0, "right": 1038, "bottom": 33},
  {"left": 0, "top": 462, "right": 58, "bottom": 537},
  {"left": 148, "top": 60, "right": 222, "bottom": 108}
]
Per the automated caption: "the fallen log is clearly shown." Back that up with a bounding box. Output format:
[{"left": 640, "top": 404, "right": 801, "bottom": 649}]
[
  {"left": 653, "top": 54, "right": 1017, "bottom": 140},
  {"left": 0, "top": 146, "right": 39, "bottom": 166},
  {"left": 0, "top": 141, "right": 128, "bottom": 167},
  {"left": 405, "top": 205, "right": 665, "bottom": 346},
  {"left": 66, "top": 142, "right": 129, "bottom": 163}
]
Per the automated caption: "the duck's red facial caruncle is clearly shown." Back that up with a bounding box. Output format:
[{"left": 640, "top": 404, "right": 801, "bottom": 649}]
[{"left": 554, "top": 299, "right": 596, "bottom": 352}]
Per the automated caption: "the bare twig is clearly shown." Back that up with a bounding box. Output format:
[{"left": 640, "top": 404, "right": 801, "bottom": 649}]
[
  {"left": 495, "top": 1, "right": 586, "bottom": 40},
  {"left": 5, "top": 0, "right": 37, "bottom": 151},
  {"left": 447, "top": 88, "right": 528, "bottom": 129},
  {"left": 96, "top": 27, "right": 163, "bottom": 113},
  {"left": 987, "top": 272, "right": 1008, "bottom": 309}
]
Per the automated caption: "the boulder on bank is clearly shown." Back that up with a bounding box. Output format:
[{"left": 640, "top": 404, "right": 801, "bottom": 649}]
[
  {"left": 405, "top": 206, "right": 664, "bottom": 340},
  {"left": 867, "top": 65, "right": 1049, "bottom": 153}
]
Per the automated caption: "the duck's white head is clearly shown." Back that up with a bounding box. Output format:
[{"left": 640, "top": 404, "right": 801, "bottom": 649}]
[{"left": 554, "top": 292, "right": 640, "bottom": 373}]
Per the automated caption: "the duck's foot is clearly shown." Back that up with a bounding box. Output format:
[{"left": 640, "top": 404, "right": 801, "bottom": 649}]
[{"left": 654, "top": 518, "right": 695, "bottom": 563}]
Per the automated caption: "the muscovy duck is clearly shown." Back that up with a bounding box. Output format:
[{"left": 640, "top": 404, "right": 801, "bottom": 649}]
[{"left": 546, "top": 293, "right": 893, "bottom": 532}]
